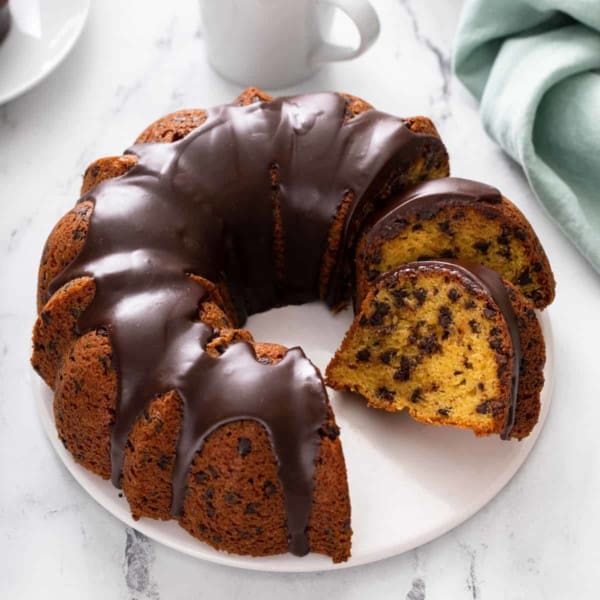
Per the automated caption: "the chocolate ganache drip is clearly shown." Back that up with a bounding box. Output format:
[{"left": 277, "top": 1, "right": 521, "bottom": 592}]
[{"left": 50, "top": 92, "right": 436, "bottom": 555}]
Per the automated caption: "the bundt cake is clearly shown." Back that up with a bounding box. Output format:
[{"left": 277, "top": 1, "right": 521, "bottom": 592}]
[
  {"left": 326, "top": 261, "right": 545, "bottom": 440},
  {"left": 355, "top": 178, "right": 555, "bottom": 309},
  {"left": 0, "top": 1, "right": 10, "bottom": 45},
  {"left": 32, "top": 88, "right": 450, "bottom": 562}
]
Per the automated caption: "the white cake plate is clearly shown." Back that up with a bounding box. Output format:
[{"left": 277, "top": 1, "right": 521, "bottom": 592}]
[{"left": 35, "top": 303, "right": 553, "bottom": 572}]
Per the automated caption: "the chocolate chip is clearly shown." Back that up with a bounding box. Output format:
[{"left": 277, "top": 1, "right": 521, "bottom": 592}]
[
  {"left": 468, "top": 319, "right": 480, "bottom": 334},
  {"left": 517, "top": 269, "right": 532, "bottom": 285},
  {"left": 438, "top": 306, "right": 453, "bottom": 329},
  {"left": 497, "top": 231, "right": 510, "bottom": 245},
  {"left": 478, "top": 382, "right": 485, "bottom": 391},
  {"left": 41, "top": 311, "right": 52, "bottom": 325},
  {"left": 225, "top": 492, "right": 240, "bottom": 505},
  {"left": 464, "top": 299, "right": 476, "bottom": 310},
  {"left": 489, "top": 338, "right": 503, "bottom": 351},
  {"left": 213, "top": 535, "right": 222, "bottom": 544},
  {"left": 157, "top": 455, "right": 171, "bottom": 471},
  {"left": 394, "top": 355, "right": 412, "bottom": 381},
  {"left": 473, "top": 240, "right": 491, "bottom": 254},
  {"left": 206, "top": 502, "right": 216, "bottom": 518},
  {"left": 413, "top": 288, "right": 427, "bottom": 306},
  {"left": 438, "top": 220, "right": 452, "bottom": 235},
  {"left": 195, "top": 471, "right": 209, "bottom": 484},
  {"left": 463, "top": 357, "right": 474, "bottom": 369},
  {"left": 245, "top": 503, "right": 258, "bottom": 515},
  {"left": 208, "top": 465, "right": 219, "bottom": 479},
  {"left": 438, "top": 408, "right": 451, "bottom": 417},
  {"left": 376, "top": 386, "right": 395, "bottom": 402},
  {"left": 356, "top": 348, "right": 371, "bottom": 362},
  {"left": 343, "top": 519, "right": 351, "bottom": 533},
  {"left": 391, "top": 288, "right": 409, "bottom": 307},
  {"left": 476, "top": 401, "right": 490, "bottom": 414},
  {"left": 418, "top": 335, "right": 441, "bottom": 355},
  {"left": 319, "top": 423, "right": 340, "bottom": 441},
  {"left": 379, "top": 349, "right": 396, "bottom": 365},
  {"left": 204, "top": 488, "right": 215, "bottom": 500},
  {"left": 530, "top": 289, "right": 543, "bottom": 303},
  {"left": 515, "top": 228, "right": 526, "bottom": 241},
  {"left": 448, "top": 288, "right": 461, "bottom": 302},
  {"left": 440, "top": 249, "right": 456, "bottom": 259},
  {"left": 369, "top": 301, "right": 390, "bottom": 326},
  {"left": 238, "top": 437, "right": 252, "bottom": 457},
  {"left": 263, "top": 481, "right": 276, "bottom": 498},
  {"left": 410, "top": 388, "right": 423, "bottom": 403}
]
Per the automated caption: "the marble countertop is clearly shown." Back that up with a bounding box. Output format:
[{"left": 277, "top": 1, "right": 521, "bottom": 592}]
[{"left": 2, "top": 0, "right": 599, "bottom": 598}]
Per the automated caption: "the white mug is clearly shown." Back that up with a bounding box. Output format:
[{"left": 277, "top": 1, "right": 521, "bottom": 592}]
[{"left": 199, "top": 0, "right": 380, "bottom": 89}]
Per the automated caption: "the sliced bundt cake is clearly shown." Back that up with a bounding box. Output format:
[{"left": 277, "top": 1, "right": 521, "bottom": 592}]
[
  {"left": 355, "top": 178, "right": 555, "bottom": 309},
  {"left": 32, "top": 88, "right": 450, "bottom": 562},
  {"left": 326, "top": 261, "right": 545, "bottom": 440}
]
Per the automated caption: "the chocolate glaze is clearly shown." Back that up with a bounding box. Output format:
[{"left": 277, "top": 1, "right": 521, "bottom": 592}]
[
  {"left": 49, "top": 92, "right": 440, "bottom": 555},
  {"left": 394, "top": 260, "right": 520, "bottom": 439},
  {"left": 0, "top": 1, "right": 10, "bottom": 45},
  {"left": 364, "top": 177, "right": 502, "bottom": 242}
]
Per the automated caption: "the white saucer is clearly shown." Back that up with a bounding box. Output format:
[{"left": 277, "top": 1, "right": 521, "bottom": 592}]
[
  {"left": 35, "top": 303, "right": 553, "bottom": 572},
  {"left": 0, "top": 0, "right": 90, "bottom": 105}
]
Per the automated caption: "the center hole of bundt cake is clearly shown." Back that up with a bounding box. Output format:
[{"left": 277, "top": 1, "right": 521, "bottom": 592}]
[{"left": 246, "top": 302, "right": 354, "bottom": 373}]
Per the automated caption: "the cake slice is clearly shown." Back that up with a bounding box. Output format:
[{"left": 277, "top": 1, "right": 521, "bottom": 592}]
[
  {"left": 355, "top": 178, "right": 555, "bottom": 309},
  {"left": 327, "top": 261, "right": 545, "bottom": 439}
]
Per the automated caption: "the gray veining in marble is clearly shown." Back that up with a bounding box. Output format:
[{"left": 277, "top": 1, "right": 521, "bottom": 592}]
[{"left": 1, "top": 0, "right": 599, "bottom": 598}]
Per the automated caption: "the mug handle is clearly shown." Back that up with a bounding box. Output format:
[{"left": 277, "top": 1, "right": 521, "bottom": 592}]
[{"left": 311, "top": 0, "right": 380, "bottom": 65}]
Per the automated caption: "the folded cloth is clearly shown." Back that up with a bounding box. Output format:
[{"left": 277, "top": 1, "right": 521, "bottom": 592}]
[{"left": 453, "top": 0, "right": 600, "bottom": 272}]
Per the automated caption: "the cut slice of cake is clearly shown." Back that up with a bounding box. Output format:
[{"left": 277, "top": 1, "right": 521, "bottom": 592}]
[
  {"left": 326, "top": 261, "right": 545, "bottom": 440},
  {"left": 355, "top": 178, "right": 555, "bottom": 309}
]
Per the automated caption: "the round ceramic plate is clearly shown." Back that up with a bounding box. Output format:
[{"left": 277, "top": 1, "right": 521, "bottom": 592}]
[
  {"left": 0, "top": 0, "right": 90, "bottom": 105},
  {"left": 35, "top": 303, "right": 553, "bottom": 572}
]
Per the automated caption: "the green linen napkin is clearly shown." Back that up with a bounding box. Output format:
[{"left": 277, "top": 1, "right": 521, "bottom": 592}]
[{"left": 453, "top": 0, "right": 600, "bottom": 271}]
